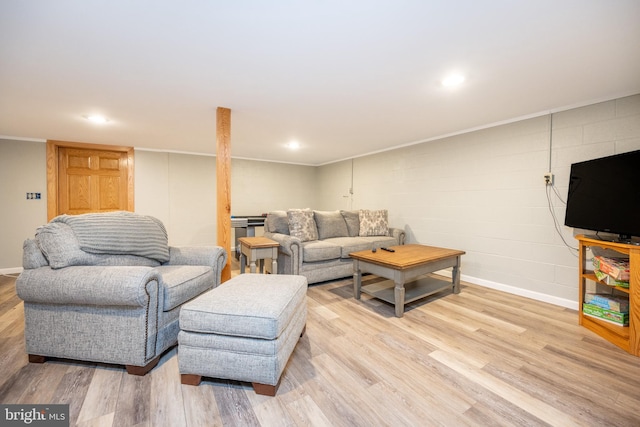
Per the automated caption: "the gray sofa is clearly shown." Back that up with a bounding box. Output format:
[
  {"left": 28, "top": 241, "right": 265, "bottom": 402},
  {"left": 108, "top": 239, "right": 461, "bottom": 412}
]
[
  {"left": 263, "top": 209, "right": 405, "bottom": 284},
  {"left": 16, "top": 211, "right": 227, "bottom": 375}
]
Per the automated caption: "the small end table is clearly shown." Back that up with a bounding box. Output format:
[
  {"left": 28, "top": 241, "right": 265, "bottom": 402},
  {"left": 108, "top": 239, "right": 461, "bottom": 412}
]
[{"left": 238, "top": 237, "right": 280, "bottom": 274}]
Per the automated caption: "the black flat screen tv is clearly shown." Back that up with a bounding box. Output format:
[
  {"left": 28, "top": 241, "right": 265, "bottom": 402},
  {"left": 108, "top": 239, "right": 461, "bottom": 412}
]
[{"left": 564, "top": 149, "right": 640, "bottom": 242}]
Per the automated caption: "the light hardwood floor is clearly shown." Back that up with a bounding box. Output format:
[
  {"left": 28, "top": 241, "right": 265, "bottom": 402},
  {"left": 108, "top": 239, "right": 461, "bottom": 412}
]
[{"left": 1, "top": 264, "right": 639, "bottom": 426}]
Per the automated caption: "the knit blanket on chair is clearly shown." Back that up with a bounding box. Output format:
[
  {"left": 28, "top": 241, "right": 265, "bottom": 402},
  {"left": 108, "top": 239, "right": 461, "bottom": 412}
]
[{"left": 51, "top": 211, "right": 170, "bottom": 262}]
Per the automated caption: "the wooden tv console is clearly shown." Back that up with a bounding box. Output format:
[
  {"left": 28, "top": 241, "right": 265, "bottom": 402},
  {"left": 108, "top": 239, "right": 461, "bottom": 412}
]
[{"left": 577, "top": 235, "right": 639, "bottom": 356}]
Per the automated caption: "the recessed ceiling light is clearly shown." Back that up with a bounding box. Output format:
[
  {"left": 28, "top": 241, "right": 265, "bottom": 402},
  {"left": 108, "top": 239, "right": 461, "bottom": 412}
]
[
  {"left": 84, "top": 114, "right": 109, "bottom": 124},
  {"left": 287, "top": 141, "right": 300, "bottom": 150},
  {"left": 441, "top": 73, "right": 465, "bottom": 88}
]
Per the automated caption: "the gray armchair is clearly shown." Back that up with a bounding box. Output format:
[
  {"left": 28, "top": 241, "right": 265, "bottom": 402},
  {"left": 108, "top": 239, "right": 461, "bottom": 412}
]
[{"left": 16, "top": 211, "right": 227, "bottom": 375}]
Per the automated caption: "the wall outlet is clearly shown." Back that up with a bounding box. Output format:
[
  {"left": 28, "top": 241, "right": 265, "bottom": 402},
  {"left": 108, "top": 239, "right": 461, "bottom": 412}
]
[{"left": 544, "top": 173, "right": 554, "bottom": 186}]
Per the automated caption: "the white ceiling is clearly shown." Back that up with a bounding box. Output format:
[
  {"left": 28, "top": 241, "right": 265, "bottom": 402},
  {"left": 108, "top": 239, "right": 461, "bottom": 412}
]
[{"left": 1, "top": 1, "right": 639, "bottom": 166}]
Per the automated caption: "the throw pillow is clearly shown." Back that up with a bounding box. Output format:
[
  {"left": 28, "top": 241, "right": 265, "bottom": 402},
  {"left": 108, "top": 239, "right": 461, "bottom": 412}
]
[
  {"left": 314, "top": 210, "right": 349, "bottom": 239},
  {"left": 358, "top": 209, "right": 390, "bottom": 236},
  {"left": 266, "top": 211, "right": 290, "bottom": 235},
  {"left": 287, "top": 209, "right": 318, "bottom": 242},
  {"left": 340, "top": 210, "right": 360, "bottom": 237}
]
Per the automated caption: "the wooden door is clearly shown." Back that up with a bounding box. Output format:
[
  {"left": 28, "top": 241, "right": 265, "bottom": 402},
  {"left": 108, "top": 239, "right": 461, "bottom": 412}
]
[{"left": 47, "top": 140, "right": 134, "bottom": 220}]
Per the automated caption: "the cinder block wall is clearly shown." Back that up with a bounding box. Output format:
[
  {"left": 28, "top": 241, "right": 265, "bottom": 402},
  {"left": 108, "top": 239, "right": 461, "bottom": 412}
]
[{"left": 317, "top": 94, "right": 640, "bottom": 307}]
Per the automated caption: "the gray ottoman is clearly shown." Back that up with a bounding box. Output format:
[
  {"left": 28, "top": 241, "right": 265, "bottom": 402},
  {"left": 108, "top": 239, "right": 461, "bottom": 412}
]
[{"left": 178, "top": 273, "right": 307, "bottom": 396}]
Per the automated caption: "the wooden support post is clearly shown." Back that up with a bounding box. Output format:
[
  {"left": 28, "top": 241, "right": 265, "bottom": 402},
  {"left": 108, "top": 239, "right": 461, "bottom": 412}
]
[{"left": 216, "top": 107, "right": 232, "bottom": 282}]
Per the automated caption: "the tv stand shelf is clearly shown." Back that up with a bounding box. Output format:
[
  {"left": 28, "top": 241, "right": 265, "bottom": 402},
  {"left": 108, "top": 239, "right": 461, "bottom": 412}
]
[{"left": 577, "top": 235, "right": 639, "bottom": 356}]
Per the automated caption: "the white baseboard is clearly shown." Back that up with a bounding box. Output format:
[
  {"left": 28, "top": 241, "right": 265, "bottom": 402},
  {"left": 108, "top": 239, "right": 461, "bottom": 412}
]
[
  {"left": 0, "top": 264, "right": 578, "bottom": 310},
  {"left": 0, "top": 267, "right": 23, "bottom": 275},
  {"left": 435, "top": 269, "right": 578, "bottom": 310}
]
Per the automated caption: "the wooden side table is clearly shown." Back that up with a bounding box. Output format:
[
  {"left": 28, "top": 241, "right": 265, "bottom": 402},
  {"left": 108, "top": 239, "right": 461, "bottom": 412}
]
[{"left": 238, "top": 237, "right": 280, "bottom": 274}]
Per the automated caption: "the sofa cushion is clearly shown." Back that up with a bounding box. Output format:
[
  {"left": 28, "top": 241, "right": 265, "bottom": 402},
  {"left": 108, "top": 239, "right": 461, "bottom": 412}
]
[
  {"left": 287, "top": 209, "right": 318, "bottom": 242},
  {"left": 323, "top": 237, "right": 372, "bottom": 258},
  {"left": 314, "top": 210, "right": 349, "bottom": 240},
  {"left": 301, "top": 240, "right": 342, "bottom": 262},
  {"left": 323, "top": 236, "right": 399, "bottom": 258},
  {"left": 91, "top": 254, "right": 161, "bottom": 267},
  {"left": 156, "top": 265, "right": 214, "bottom": 311},
  {"left": 266, "top": 211, "right": 289, "bottom": 235},
  {"left": 359, "top": 209, "right": 390, "bottom": 236},
  {"left": 355, "top": 235, "right": 398, "bottom": 250},
  {"left": 341, "top": 210, "right": 360, "bottom": 237}
]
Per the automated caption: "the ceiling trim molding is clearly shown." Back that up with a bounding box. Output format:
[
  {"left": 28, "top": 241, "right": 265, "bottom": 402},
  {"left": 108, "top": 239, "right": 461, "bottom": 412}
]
[
  {"left": 318, "top": 90, "right": 640, "bottom": 166},
  {"left": 134, "top": 147, "right": 316, "bottom": 167},
  {"left": 0, "top": 136, "right": 46, "bottom": 143}
]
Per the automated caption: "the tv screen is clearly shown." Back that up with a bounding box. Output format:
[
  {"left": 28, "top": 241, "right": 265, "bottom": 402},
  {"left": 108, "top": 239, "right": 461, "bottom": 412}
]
[{"left": 564, "top": 150, "right": 640, "bottom": 241}]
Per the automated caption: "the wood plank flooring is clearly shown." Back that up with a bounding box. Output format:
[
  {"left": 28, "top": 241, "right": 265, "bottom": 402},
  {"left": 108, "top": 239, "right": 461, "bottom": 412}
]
[{"left": 1, "top": 266, "right": 639, "bottom": 426}]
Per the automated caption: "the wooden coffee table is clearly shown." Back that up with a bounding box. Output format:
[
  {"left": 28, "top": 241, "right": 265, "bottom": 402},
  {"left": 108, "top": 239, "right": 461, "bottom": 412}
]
[{"left": 351, "top": 244, "right": 465, "bottom": 317}]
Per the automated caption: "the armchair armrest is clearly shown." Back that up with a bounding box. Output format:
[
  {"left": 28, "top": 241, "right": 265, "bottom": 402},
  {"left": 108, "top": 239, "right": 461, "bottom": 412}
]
[
  {"left": 166, "top": 246, "right": 227, "bottom": 268},
  {"left": 16, "top": 266, "right": 160, "bottom": 307},
  {"left": 165, "top": 246, "right": 227, "bottom": 285}
]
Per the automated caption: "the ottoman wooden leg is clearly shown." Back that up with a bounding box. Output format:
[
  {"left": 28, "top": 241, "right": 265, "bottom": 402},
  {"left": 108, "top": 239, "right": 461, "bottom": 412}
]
[
  {"left": 28, "top": 354, "right": 46, "bottom": 363},
  {"left": 181, "top": 374, "right": 202, "bottom": 386},
  {"left": 125, "top": 355, "right": 160, "bottom": 376},
  {"left": 252, "top": 377, "right": 281, "bottom": 396},
  {"left": 252, "top": 324, "right": 304, "bottom": 396}
]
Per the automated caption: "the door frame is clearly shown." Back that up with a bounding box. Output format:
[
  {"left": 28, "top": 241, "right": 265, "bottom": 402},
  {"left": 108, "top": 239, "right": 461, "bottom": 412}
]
[{"left": 46, "top": 140, "right": 135, "bottom": 221}]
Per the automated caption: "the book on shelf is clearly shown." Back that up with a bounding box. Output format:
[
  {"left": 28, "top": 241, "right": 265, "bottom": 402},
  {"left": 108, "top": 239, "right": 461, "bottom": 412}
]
[
  {"left": 593, "top": 269, "right": 629, "bottom": 288},
  {"left": 593, "top": 256, "right": 630, "bottom": 281},
  {"left": 585, "top": 293, "right": 629, "bottom": 313},
  {"left": 582, "top": 303, "right": 629, "bottom": 326}
]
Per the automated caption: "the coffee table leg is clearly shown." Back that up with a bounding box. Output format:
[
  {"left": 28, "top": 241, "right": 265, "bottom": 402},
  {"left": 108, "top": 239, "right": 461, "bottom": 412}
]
[
  {"left": 353, "top": 260, "right": 362, "bottom": 299},
  {"left": 452, "top": 255, "right": 461, "bottom": 294},
  {"left": 394, "top": 281, "right": 405, "bottom": 317}
]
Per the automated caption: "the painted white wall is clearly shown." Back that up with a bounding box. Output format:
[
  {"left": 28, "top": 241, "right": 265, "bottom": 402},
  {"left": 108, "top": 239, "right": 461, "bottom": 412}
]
[
  {"left": 228, "top": 158, "right": 319, "bottom": 249},
  {"left": 231, "top": 159, "right": 318, "bottom": 215},
  {"left": 0, "top": 139, "right": 48, "bottom": 272},
  {"left": 316, "top": 94, "right": 640, "bottom": 309},
  {"left": 135, "top": 150, "right": 218, "bottom": 247},
  {"left": 168, "top": 153, "right": 218, "bottom": 246},
  {"left": 316, "top": 160, "right": 354, "bottom": 211},
  {"left": 134, "top": 150, "right": 171, "bottom": 231},
  {"left": 135, "top": 154, "right": 319, "bottom": 247},
  {"left": 0, "top": 145, "right": 318, "bottom": 269}
]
